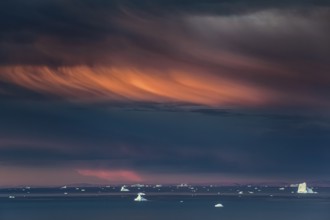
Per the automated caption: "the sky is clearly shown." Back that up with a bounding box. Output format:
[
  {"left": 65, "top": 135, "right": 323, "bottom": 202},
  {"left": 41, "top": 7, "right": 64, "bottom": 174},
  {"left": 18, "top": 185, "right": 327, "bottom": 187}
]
[{"left": 0, "top": 0, "right": 330, "bottom": 186}]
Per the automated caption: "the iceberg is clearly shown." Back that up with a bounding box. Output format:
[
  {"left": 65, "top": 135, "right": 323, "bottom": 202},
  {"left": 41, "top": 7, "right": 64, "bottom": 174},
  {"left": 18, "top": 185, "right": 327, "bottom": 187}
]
[
  {"left": 297, "top": 182, "right": 315, "bottom": 194},
  {"left": 134, "top": 192, "right": 147, "bottom": 201},
  {"left": 120, "top": 185, "right": 129, "bottom": 192},
  {"left": 214, "top": 203, "right": 223, "bottom": 208}
]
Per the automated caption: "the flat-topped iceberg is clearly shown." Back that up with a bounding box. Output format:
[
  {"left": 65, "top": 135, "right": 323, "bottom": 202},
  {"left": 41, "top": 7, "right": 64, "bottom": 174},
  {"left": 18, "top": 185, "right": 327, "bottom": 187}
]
[{"left": 297, "top": 182, "right": 315, "bottom": 194}]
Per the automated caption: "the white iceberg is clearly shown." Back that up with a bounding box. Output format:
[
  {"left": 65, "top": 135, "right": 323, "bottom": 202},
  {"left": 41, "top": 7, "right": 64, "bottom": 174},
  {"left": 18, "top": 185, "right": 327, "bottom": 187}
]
[
  {"left": 120, "top": 185, "right": 129, "bottom": 192},
  {"left": 214, "top": 203, "right": 223, "bottom": 208},
  {"left": 297, "top": 182, "right": 315, "bottom": 194},
  {"left": 279, "top": 187, "right": 285, "bottom": 191},
  {"left": 134, "top": 192, "right": 147, "bottom": 201}
]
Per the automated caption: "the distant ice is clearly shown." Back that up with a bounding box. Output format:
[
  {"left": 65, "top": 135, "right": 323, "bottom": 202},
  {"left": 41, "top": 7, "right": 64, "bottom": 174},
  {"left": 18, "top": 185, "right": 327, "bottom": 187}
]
[{"left": 131, "top": 184, "right": 144, "bottom": 188}]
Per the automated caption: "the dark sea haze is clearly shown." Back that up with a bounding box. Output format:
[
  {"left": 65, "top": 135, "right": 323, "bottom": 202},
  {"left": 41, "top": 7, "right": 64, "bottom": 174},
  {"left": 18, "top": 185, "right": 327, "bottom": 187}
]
[{"left": 0, "top": 186, "right": 330, "bottom": 220}]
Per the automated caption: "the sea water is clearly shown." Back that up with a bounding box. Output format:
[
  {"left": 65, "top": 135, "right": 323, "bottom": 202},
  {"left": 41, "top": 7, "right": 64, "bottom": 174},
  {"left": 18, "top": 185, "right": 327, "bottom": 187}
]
[{"left": 0, "top": 186, "right": 329, "bottom": 220}]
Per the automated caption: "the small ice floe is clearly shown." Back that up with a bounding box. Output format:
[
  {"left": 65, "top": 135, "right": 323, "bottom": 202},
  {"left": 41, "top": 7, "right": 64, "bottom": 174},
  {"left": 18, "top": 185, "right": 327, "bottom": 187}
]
[
  {"left": 75, "top": 188, "right": 79, "bottom": 190},
  {"left": 177, "top": 183, "right": 188, "bottom": 187},
  {"left": 290, "top": 183, "right": 299, "bottom": 187},
  {"left": 279, "top": 187, "right": 285, "bottom": 191},
  {"left": 120, "top": 185, "right": 129, "bottom": 192},
  {"left": 155, "top": 185, "right": 162, "bottom": 188},
  {"left": 64, "top": 192, "right": 68, "bottom": 195},
  {"left": 180, "top": 200, "right": 184, "bottom": 203},
  {"left": 81, "top": 189, "right": 86, "bottom": 192},
  {"left": 60, "top": 185, "right": 67, "bottom": 189},
  {"left": 8, "top": 195, "right": 15, "bottom": 199},
  {"left": 214, "top": 203, "right": 223, "bottom": 208},
  {"left": 134, "top": 193, "right": 147, "bottom": 202},
  {"left": 297, "top": 182, "right": 316, "bottom": 194},
  {"left": 248, "top": 191, "right": 254, "bottom": 194},
  {"left": 238, "top": 191, "right": 243, "bottom": 195}
]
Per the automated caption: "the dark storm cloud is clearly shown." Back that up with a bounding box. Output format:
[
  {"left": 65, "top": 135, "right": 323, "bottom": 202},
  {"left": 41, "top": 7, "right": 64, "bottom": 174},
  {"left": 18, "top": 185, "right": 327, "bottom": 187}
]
[{"left": 0, "top": 0, "right": 329, "bottom": 66}]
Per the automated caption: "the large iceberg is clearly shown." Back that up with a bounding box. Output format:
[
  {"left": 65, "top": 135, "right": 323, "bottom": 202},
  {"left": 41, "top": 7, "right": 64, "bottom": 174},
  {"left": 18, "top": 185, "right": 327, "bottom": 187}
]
[
  {"left": 134, "top": 192, "right": 147, "bottom": 201},
  {"left": 297, "top": 182, "right": 315, "bottom": 194}
]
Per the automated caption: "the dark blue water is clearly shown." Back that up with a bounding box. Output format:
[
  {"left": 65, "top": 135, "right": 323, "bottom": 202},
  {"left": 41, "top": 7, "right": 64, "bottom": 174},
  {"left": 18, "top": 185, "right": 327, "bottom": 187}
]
[{"left": 1, "top": 187, "right": 329, "bottom": 220}]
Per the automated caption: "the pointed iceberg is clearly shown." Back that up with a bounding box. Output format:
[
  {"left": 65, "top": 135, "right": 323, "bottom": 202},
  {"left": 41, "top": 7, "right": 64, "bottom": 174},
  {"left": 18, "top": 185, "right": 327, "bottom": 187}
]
[
  {"left": 214, "top": 203, "right": 223, "bottom": 207},
  {"left": 134, "top": 192, "right": 147, "bottom": 201},
  {"left": 120, "top": 185, "right": 129, "bottom": 192}
]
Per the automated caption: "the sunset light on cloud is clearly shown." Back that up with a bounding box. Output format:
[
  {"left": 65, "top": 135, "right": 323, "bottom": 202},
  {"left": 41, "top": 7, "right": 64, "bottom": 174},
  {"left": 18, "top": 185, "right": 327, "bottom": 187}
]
[
  {"left": 0, "top": 65, "right": 265, "bottom": 107},
  {"left": 77, "top": 169, "right": 142, "bottom": 182}
]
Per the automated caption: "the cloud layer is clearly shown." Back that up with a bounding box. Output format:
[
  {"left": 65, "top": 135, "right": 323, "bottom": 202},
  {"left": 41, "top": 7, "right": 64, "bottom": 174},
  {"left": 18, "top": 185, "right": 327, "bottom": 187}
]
[{"left": 0, "top": 0, "right": 329, "bottom": 185}]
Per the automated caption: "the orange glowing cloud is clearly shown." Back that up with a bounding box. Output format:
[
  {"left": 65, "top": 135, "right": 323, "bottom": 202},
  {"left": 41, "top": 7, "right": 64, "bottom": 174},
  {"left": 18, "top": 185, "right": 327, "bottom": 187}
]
[
  {"left": 77, "top": 169, "right": 142, "bottom": 182},
  {"left": 0, "top": 65, "right": 265, "bottom": 107}
]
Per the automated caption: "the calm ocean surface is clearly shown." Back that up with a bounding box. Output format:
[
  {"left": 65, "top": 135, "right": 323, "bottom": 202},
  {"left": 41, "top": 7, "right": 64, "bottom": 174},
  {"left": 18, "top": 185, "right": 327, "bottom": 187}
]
[{"left": 1, "top": 186, "right": 329, "bottom": 220}]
